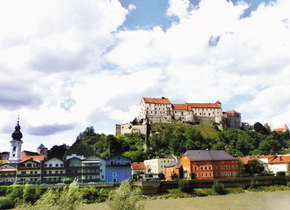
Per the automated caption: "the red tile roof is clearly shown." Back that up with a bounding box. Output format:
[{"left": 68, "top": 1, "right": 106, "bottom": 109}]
[
  {"left": 21, "top": 151, "right": 45, "bottom": 162},
  {"left": 273, "top": 124, "right": 289, "bottom": 132},
  {"left": 131, "top": 162, "right": 145, "bottom": 170},
  {"left": 143, "top": 97, "right": 171, "bottom": 104},
  {"left": 253, "top": 155, "right": 275, "bottom": 159},
  {"left": 239, "top": 157, "right": 251, "bottom": 164},
  {"left": 186, "top": 103, "right": 221, "bottom": 108},
  {"left": 173, "top": 104, "right": 188, "bottom": 110},
  {"left": 224, "top": 110, "right": 240, "bottom": 114},
  {"left": 269, "top": 155, "right": 290, "bottom": 164}
]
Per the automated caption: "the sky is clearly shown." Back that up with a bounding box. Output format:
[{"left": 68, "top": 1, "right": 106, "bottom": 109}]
[{"left": 1, "top": 0, "right": 290, "bottom": 152}]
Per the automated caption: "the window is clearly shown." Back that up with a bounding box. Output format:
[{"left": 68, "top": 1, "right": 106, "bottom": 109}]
[
  {"left": 201, "top": 173, "right": 204, "bottom": 177},
  {"left": 209, "top": 173, "right": 212, "bottom": 176},
  {"left": 220, "top": 166, "right": 223, "bottom": 170},
  {"left": 195, "top": 166, "right": 198, "bottom": 170},
  {"left": 201, "top": 166, "right": 204, "bottom": 170},
  {"left": 112, "top": 172, "right": 117, "bottom": 177},
  {"left": 209, "top": 166, "right": 212, "bottom": 170},
  {"left": 205, "top": 173, "right": 208, "bottom": 177},
  {"left": 205, "top": 166, "right": 208, "bottom": 170}
]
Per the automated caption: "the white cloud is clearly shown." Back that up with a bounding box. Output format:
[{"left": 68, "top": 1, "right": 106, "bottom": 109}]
[
  {"left": 166, "top": 0, "right": 191, "bottom": 20},
  {"left": 1, "top": 0, "right": 290, "bottom": 152}
]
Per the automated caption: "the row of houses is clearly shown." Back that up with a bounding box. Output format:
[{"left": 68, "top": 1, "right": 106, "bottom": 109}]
[
  {"left": 131, "top": 150, "right": 240, "bottom": 181},
  {"left": 0, "top": 153, "right": 132, "bottom": 185},
  {"left": 241, "top": 154, "right": 290, "bottom": 175}
]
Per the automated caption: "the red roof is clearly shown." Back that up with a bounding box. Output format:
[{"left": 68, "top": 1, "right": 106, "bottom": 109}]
[
  {"left": 239, "top": 157, "right": 251, "bottom": 164},
  {"left": 21, "top": 151, "right": 45, "bottom": 162},
  {"left": 143, "top": 97, "right": 171, "bottom": 104},
  {"left": 273, "top": 124, "right": 289, "bottom": 132},
  {"left": 131, "top": 162, "right": 145, "bottom": 170},
  {"left": 224, "top": 110, "right": 240, "bottom": 114},
  {"left": 173, "top": 104, "right": 188, "bottom": 110},
  {"left": 186, "top": 103, "right": 221, "bottom": 108},
  {"left": 269, "top": 155, "right": 290, "bottom": 164},
  {"left": 253, "top": 155, "right": 275, "bottom": 159}
]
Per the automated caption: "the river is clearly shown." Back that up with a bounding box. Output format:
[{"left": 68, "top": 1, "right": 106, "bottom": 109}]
[{"left": 82, "top": 191, "right": 290, "bottom": 210}]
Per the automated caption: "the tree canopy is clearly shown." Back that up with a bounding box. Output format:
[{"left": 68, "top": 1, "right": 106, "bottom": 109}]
[{"left": 64, "top": 122, "right": 290, "bottom": 161}]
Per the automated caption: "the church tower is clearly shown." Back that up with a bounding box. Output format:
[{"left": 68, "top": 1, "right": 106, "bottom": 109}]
[{"left": 8, "top": 119, "right": 23, "bottom": 163}]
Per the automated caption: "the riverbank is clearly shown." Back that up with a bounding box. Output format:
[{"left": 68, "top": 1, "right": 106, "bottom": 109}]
[{"left": 82, "top": 190, "right": 290, "bottom": 210}]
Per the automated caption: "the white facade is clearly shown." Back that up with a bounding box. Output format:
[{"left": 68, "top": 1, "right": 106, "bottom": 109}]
[
  {"left": 43, "top": 158, "right": 66, "bottom": 183},
  {"left": 82, "top": 156, "right": 106, "bottom": 182},
  {"left": 8, "top": 140, "right": 23, "bottom": 163},
  {"left": 144, "top": 158, "right": 175, "bottom": 174},
  {"left": 268, "top": 162, "right": 288, "bottom": 174}
]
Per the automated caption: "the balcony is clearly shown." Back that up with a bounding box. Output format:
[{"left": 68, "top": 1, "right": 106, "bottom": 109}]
[
  {"left": 44, "top": 166, "right": 65, "bottom": 169},
  {"left": 82, "top": 172, "right": 100, "bottom": 176},
  {"left": 0, "top": 173, "right": 16, "bottom": 177},
  {"left": 18, "top": 174, "right": 41, "bottom": 177},
  {"left": 43, "top": 173, "right": 66, "bottom": 177},
  {"left": 18, "top": 167, "right": 40, "bottom": 170}
]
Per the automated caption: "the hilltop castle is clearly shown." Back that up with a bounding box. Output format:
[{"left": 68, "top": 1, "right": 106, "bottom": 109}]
[{"left": 115, "top": 97, "right": 241, "bottom": 135}]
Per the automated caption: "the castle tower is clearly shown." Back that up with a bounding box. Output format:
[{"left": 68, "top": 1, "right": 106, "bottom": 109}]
[{"left": 8, "top": 120, "right": 23, "bottom": 163}]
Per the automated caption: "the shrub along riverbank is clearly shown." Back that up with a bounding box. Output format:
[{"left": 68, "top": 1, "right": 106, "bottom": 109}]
[{"left": 1, "top": 180, "right": 290, "bottom": 209}]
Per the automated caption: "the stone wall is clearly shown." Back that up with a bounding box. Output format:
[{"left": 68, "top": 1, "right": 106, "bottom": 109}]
[{"left": 115, "top": 124, "right": 147, "bottom": 135}]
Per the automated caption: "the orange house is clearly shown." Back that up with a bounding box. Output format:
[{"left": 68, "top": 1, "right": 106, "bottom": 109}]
[{"left": 165, "top": 150, "right": 239, "bottom": 180}]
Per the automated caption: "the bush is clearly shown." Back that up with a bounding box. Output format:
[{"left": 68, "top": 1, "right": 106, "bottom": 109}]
[
  {"left": 194, "top": 189, "right": 207, "bottom": 197},
  {"left": 0, "top": 187, "right": 8, "bottom": 196},
  {"left": 15, "top": 181, "right": 83, "bottom": 210},
  {"left": 80, "top": 187, "right": 108, "bottom": 203},
  {"left": 0, "top": 197, "right": 14, "bottom": 209},
  {"left": 107, "top": 181, "right": 144, "bottom": 210},
  {"left": 178, "top": 179, "right": 192, "bottom": 193},
  {"left": 163, "top": 189, "right": 192, "bottom": 198},
  {"left": 248, "top": 179, "right": 259, "bottom": 189},
  {"left": 6, "top": 186, "right": 23, "bottom": 204},
  {"left": 212, "top": 180, "right": 228, "bottom": 195},
  {"left": 170, "top": 172, "right": 178, "bottom": 181},
  {"left": 62, "top": 177, "right": 73, "bottom": 184}
]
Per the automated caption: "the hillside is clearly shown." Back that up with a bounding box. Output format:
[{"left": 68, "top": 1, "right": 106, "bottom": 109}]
[{"left": 64, "top": 123, "right": 290, "bottom": 161}]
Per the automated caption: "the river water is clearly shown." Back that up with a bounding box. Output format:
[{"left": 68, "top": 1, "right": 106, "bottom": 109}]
[{"left": 82, "top": 191, "right": 290, "bottom": 210}]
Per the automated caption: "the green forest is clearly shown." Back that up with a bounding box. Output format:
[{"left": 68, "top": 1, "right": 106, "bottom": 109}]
[{"left": 49, "top": 122, "right": 290, "bottom": 162}]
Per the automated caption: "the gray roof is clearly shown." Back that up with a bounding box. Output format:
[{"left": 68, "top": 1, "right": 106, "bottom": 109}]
[
  {"left": 183, "top": 150, "right": 237, "bottom": 162},
  {"left": 165, "top": 159, "right": 180, "bottom": 168}
]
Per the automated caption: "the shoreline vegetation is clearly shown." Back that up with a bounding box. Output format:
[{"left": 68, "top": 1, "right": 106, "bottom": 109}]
[{"left": 1, "top": 180, "right": 290, "bottom": 210}]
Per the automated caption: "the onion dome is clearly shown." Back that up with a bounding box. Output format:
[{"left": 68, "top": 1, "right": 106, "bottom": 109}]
[{"left": 11, "top": 120, "right": 23, "bottom": 141}]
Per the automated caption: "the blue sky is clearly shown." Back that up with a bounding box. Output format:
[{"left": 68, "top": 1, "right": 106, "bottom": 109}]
[{"left": 0, "top": 0, "right": 290, "bottom": 152}]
